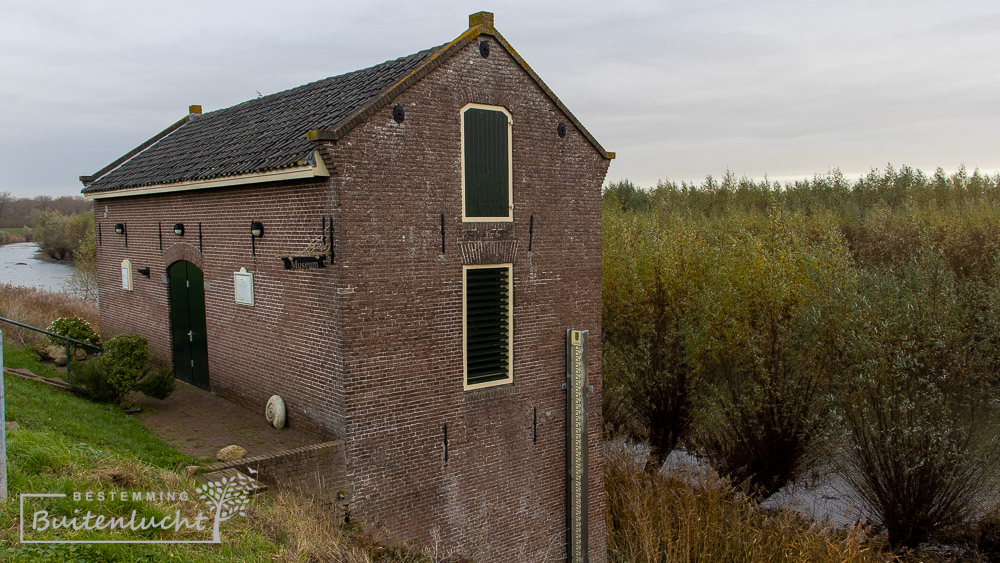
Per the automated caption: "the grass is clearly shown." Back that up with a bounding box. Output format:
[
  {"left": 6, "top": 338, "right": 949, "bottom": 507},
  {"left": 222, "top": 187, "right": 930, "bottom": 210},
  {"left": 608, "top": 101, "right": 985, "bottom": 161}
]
[
  {"left": 0, "top": 348, "right": 433, "bottom": 561},
  {"left": 0, "top": 284, "right": 99, "bottom": 348},
  {"left": 604, "top": 444, "right": 898, "bottom": 563},
  {"left": 3, "top": 345, "right": 194, "bottom": 468},
  {"left": 0, "top": 284, "right": 431, "bottom": 560}
]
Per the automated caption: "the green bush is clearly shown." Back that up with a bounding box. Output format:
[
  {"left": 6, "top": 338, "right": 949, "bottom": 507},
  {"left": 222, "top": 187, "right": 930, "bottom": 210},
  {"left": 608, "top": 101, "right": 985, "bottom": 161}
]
[
  {"left": 47, "top": 316, "right": 100, "bottom": 348},
  {"left": 602, "top": 205, "right": 707, "bottom": 472},
  {"left": 30, "top": 209, "right": 92, "bottom": 261},
  {"left": 836, "top": 250, "right": 1000, "bottom": 548},
  {"left": 101, "top": 334, "right": 151, "bottom": 399},
  {"left": 602, "top": 165, "right": 1000, "bottom": 546},
  {"left": 71, "top": 335, "right": 175, "bottom": 404},
  {"left": 70, "top": 359, "right": 118, "bottom": 403},
  {"left": 687, "top": 211, "right": 855, "bottom": 497},
  {"left": 134, "top": 367, "right": 175, "bottom": 401}
]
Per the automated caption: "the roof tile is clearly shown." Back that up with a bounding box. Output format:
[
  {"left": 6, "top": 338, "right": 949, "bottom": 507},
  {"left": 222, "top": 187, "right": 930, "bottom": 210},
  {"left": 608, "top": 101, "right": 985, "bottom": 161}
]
[{"left": 83, "top": 46, "right": 440, "bottom": 193}]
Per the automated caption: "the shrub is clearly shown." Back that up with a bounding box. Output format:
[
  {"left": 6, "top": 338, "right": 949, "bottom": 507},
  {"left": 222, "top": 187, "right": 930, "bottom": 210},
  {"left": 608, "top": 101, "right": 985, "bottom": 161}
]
[
  {"left": 70, "top": 359, "right": 118, "bottom": 403},
  {"left": 47, "top": 315, "right": 100, "bottom": 349},
  {"left": 101, "top": 334, "right": 151, "bottom": 399},
  {"left": 30, "top": 209, "right": 92, "bottom": 261},
  {"left": 0, "top": 284, "right": 99, "bottom": 347},
  {"left": 134, "top": 367, "right": 175, "bottom": 400},
  {"left": 70, "top": 336, "right": 175, "bottom": 404},
  {"left": 602, "top": 207, "right": 707, "bottom": 471},
  {"left": 687, "top": 211, "right": 855, "bottom": 497},
  {"left": 836, "top": 250, "right": 1000, "bottom": 548}
]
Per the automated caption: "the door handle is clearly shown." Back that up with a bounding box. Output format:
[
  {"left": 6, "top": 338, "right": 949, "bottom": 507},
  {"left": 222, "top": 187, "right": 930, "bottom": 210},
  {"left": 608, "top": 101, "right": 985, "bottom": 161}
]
[{"left": 188, "top": 330, "right": 194, "bottom": 342}]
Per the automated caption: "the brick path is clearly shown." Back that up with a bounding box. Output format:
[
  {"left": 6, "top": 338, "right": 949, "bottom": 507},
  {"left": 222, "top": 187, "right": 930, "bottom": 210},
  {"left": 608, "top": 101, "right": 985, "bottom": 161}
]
[{"left": 131, "top": 381, "right": 320, "bottom": 461}]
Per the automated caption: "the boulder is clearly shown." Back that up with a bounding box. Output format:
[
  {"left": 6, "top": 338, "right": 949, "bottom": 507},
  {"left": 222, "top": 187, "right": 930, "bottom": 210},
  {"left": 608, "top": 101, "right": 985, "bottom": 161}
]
[
  {"left": 73, "top": 348, "right": 88, "bottom": 361},
  {"left": 216, "top": 445, "right": 247, "bottom": 462},
  {"left": 41, "top": 344, "right": 68, "bottom": 366}
]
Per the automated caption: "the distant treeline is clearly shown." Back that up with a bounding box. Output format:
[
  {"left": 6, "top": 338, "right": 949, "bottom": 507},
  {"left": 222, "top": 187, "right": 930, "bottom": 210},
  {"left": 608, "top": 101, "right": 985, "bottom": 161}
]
[
  {"left": 602, "top": 165, "right": 1000, "bottom": 550},
  {"left": 0, "top": 192, "right": 91, "bottom": 229}
]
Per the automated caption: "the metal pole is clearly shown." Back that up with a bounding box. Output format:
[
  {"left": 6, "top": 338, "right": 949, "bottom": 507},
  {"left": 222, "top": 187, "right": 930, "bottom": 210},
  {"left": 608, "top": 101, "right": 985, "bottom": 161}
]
[
  {"left": 65, "top": 339, "right": 72, "bottom": 384},
  {"left": 1, "top": 328, "right": 8, "bottom": 499}
]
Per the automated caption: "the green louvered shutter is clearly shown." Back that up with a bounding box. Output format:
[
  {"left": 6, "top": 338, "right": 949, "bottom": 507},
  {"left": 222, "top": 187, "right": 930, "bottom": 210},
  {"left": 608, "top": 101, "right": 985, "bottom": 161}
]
[
  {"left": 465, "top": 266, "right": 511, "bottom": 386},
  {"left": 464, "top": 108, "right": 510, "bottom": 219}
]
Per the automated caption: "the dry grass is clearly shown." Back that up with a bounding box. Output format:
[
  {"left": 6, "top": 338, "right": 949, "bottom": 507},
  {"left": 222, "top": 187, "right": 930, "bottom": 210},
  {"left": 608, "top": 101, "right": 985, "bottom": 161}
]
[
  {"left": 0, "top": 231, "right": 27, "bottom": 245},
  {"left": 605, "top": 445, "right": 896, "bottom": 563},
  {"left": 0, "top": 283, "right": 99, "bottom": 346},
  {"left": 238, "top": 493, "right": 378, "bottom": 562}
]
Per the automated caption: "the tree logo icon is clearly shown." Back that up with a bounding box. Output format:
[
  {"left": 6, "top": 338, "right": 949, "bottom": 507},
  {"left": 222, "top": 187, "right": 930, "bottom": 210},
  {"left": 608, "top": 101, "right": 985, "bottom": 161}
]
[{"left": 195, "top": 473, "right": 254, "bottom": 543}]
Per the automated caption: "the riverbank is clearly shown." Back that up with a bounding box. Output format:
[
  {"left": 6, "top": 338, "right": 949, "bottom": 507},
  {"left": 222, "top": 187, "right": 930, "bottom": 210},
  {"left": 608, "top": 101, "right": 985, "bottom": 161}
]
[
  {"left": 0, "top": 227, "right": 27, "bottom": 246},
  {"left": 0, "top": 242, "right": 79, "bottom": 295}
]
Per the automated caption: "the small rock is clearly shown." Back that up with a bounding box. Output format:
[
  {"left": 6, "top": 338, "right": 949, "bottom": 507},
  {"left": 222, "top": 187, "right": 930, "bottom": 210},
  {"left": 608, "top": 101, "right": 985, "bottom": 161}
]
[
  {"left": 186, "top": 465, "right": 201, "bottom": 477},
  {"left": 5, "top": 421, "right": 19, "bottom": 431},
  {"left": 216, "top": 445, "right": 247, "bottom": 462},
  {"left": 73, "top": 348, "right": 87, "bottom": 361},
  {"left": 45, "top": 345, "right": 67, "bottom": 366}
]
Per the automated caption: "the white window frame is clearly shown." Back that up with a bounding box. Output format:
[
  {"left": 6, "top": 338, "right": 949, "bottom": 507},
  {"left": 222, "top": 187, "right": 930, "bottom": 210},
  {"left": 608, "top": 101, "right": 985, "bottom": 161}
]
[
  {"left": 460, "top": 103, "right": 514, "bottom": 222},
  {"left": 462, "top": 263, "right": 514, "bottom": 390}
]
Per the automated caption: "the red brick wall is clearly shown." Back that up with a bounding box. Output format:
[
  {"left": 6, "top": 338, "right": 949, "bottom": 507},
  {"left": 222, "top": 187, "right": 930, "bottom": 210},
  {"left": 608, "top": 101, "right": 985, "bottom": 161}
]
[
  {"left": 92, "top": 180, "right": 345, "bottom": 440},
  {"left": 200, "top": 441, "right": 349, "bottom": 514},
  {"left": 92, "top": 34, "right": 608, "bottom": 561},
  {"left": 326, "top": 36, "right": 609, "bottom": 561}
]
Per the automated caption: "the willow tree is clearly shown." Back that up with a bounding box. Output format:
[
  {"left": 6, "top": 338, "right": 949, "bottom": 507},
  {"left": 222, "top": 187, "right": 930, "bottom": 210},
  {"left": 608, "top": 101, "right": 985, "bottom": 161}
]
[{"left": 603, "top": 203, "right": 707, "bottom": 472}]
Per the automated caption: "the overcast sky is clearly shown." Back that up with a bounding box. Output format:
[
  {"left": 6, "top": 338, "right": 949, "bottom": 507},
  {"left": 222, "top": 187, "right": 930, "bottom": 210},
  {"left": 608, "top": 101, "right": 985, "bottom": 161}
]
[{"left": 3, "top": 0, "right": 999, "bottom": 198}]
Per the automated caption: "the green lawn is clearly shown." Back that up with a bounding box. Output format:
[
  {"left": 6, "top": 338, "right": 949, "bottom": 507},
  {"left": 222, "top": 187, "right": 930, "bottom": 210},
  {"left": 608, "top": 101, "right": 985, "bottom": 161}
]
[
  {"left": 0, "top": 227, "right": 25, "bottom": 235},
  {"left": 2, "top": 345, "right": 194, "bottom": 469},
  {"left": 0, "top": 344, "right": 372, "bottom": 561}
]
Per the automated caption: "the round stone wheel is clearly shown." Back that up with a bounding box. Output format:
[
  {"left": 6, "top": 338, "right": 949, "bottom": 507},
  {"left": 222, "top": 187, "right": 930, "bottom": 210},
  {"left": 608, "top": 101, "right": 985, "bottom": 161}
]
[{"left": 265, "top": 395, "right": 286, "bottom": 429}]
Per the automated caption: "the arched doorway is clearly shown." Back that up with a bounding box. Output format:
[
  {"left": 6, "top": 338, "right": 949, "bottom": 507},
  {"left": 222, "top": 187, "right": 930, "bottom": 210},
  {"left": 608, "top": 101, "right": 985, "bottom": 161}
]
[{"left": 168, "top": 260, "right": 210, "bottom": 389}]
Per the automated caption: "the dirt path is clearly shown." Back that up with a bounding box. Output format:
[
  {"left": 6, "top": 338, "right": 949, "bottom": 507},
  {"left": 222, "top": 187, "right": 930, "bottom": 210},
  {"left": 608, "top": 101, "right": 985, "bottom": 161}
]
[{"left": 131, "top": 382, "right": 320, "bottom": 461}]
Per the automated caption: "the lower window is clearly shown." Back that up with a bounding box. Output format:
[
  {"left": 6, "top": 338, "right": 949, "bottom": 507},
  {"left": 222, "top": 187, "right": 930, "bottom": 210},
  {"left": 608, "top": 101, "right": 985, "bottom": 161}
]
[{"left": 463, "top": 264, "right": 513, "bottom": 389}]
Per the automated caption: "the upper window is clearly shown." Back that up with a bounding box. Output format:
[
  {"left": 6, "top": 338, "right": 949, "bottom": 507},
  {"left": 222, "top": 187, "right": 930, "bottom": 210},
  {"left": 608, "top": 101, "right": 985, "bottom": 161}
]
[
  {"left": 461, "top": 104, "right": 512, "bottom": 221},
  {"left": 463, "top": 264, "right": 513, "bottom": 389}
]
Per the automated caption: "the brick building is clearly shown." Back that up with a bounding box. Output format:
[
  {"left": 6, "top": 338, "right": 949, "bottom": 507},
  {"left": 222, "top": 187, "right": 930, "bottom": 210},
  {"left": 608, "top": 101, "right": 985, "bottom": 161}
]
[{"left": 81, "top": 12, "right": 612, "bottom": 560}]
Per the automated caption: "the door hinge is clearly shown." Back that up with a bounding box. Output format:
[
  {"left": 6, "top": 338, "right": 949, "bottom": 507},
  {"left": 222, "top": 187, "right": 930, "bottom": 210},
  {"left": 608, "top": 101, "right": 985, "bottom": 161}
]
[{"left": 191, "top": 360, "right": 195, "bottom": 368}]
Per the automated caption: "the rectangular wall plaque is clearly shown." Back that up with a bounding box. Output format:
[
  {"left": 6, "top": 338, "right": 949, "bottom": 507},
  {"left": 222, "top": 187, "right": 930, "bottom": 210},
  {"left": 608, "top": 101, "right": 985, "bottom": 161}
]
[
  {"left": 566, "top": 329, "right": 589, "bottom": 562},
  {"left": 234, "top": 268, "right": 254, "bottom": 305},
  {"left": 121, "top": 259, "right": 133, "bottom": 291}
]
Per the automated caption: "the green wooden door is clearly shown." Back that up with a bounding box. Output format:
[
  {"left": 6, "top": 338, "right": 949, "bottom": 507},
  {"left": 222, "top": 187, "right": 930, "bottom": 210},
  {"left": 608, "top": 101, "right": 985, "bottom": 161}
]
[{"left": 168, "top": 261, "right": 210, "bottom": 390}]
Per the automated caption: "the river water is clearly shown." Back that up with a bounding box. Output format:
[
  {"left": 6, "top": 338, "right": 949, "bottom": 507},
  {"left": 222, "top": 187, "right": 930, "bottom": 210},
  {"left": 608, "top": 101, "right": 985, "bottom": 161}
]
[{"left": 0, "top": 242, "right": 78, "bottom": 294}]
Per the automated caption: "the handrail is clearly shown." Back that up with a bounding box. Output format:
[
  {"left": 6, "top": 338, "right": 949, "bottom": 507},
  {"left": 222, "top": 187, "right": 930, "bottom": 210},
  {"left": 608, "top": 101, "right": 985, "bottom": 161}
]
[{"left": 0, "top": 316, "right": 102, "bottom": 383}]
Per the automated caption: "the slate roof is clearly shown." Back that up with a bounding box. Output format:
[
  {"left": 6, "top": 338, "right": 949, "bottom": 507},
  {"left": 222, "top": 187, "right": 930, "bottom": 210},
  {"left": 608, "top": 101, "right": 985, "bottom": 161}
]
[
  {"left": 81, "top": 13, "right": 613, "bottom": 195},
  {"left": 81, "top": 47, "right": 440, "bottom": 194}
]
